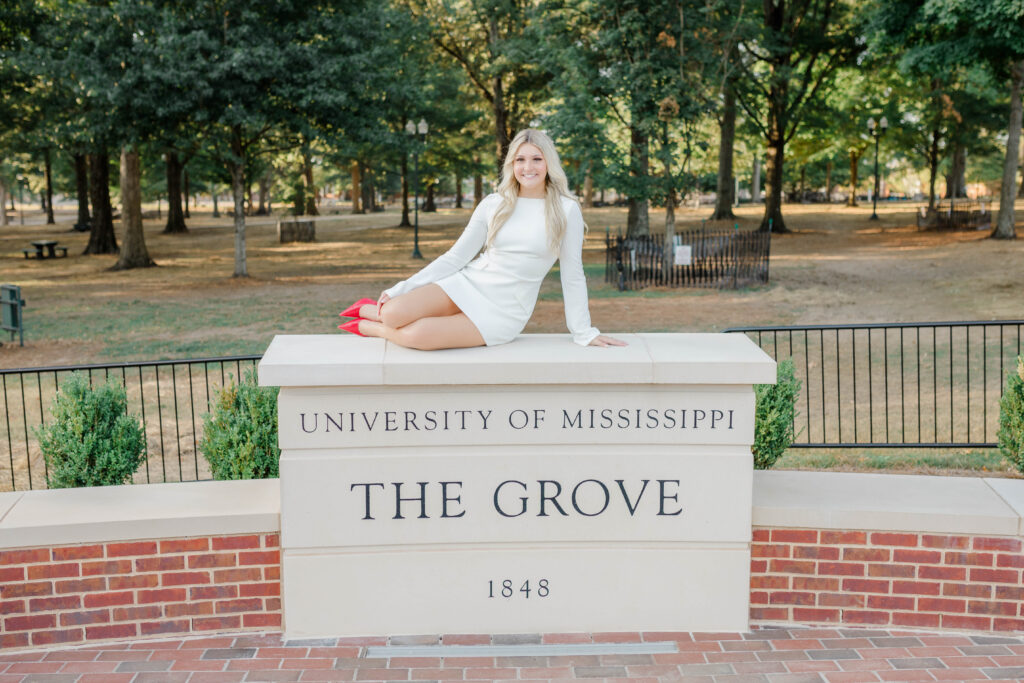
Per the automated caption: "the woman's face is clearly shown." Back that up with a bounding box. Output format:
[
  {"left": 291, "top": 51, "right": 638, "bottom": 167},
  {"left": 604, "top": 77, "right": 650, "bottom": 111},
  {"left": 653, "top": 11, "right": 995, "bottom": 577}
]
[{"left": 513, "top": 142, "right": 548, "bottom": 197}]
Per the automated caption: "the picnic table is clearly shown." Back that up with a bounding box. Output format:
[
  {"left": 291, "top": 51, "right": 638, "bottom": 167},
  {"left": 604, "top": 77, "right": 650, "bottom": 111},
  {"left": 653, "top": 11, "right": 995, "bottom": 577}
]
[{"left": 23, "top": 240, "right": 68, "bottom": 259}]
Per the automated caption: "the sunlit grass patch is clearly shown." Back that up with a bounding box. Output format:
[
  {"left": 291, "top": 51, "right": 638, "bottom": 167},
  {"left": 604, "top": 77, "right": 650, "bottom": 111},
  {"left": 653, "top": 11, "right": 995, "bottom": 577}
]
[{"left": 774, "top": 447, "right": 1018, "bottom": 477}]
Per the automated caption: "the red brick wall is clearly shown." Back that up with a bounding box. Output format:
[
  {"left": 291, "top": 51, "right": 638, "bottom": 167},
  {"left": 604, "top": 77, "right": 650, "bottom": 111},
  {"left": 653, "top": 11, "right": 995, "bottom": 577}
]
[
  {"left": 0, "top": 532, "right": 280, "bottom": 650},
  {"left": 751, "top": 528, "right": 1024, "bottom": 632},
  {"left": 5, "top": 525, "right": 1023, "bottom": 651}
]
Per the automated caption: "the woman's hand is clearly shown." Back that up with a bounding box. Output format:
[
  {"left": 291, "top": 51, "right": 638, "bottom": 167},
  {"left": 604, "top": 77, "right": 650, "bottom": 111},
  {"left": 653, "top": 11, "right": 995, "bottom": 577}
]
[{"left": 588, "top": 335, "right": 627, "bottom": 347}]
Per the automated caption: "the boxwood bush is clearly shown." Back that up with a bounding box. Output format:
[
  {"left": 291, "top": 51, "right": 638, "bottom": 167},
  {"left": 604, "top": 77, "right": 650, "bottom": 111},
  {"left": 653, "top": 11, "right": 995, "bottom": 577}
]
[
  {"left": 753, "top": 359, "right": 801, "bottom": 470},
  {"left": 35, "top": 373, "right": 146, "bottom": 488},
  {"left": 997, "top": 356, "right": 1024, "bottom": 474},
  {"left": 200, "top": 368, "right": 280, "bottom": 480}
]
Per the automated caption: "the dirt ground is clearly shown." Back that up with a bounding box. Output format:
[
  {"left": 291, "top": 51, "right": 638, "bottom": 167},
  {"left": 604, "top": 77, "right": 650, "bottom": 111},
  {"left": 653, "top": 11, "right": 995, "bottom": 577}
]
[{"left": 1, "top": 198, "right": 1022, "bottom": 368}]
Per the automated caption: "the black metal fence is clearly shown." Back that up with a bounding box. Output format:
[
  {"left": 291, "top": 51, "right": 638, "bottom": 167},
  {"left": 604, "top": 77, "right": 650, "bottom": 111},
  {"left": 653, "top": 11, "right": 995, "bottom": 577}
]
[
  {"left": 916, "top": 199, "right": 992, "bottom": 231},
  {"left": 605, "top": 227, "right": 771, "bottom": 291},
  {"left": 1, "top": 355, "right": 261, "bottom": 491},
  {"left": 726, "top": 321, "right": 1024, "bottom": 448},
  {"left": 5, "top": 320, "right": 1021, "bottom": 489}
]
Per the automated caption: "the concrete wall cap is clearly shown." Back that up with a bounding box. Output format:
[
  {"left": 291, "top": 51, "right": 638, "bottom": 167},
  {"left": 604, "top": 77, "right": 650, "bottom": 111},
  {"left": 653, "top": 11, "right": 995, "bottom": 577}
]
[
  {"left": 0, "top": 491, "right": 23, "bottom": 525},
  {"left": 985, "top": 477, "right": 1024, "bottom": 536},
  {"left": 753, "top": 470, "right": 1022, "bottom": 536},
  {"left": 0, "top": 479, "right": 279, "bottom": 548},
  {"left": 259, "top": 333, "right": 777, "bottom": 387}
]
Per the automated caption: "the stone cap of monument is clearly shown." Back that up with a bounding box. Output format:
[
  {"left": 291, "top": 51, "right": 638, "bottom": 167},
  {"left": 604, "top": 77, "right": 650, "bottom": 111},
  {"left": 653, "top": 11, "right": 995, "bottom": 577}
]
[{"left": 258, "top": 333, "right": 776, "bottom": 387}]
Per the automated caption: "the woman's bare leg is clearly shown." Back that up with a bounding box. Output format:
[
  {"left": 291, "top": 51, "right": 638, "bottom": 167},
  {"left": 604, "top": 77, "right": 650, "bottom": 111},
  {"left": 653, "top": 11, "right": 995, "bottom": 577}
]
[
  {"left": 358, "top": 314, "right": 485, "bottom": 350},
  {"left": 355, "top": 284, "right": 485, "bottom": 350},
  {"left": 357, "top": 284, "right": 454, "bottom": 325}
]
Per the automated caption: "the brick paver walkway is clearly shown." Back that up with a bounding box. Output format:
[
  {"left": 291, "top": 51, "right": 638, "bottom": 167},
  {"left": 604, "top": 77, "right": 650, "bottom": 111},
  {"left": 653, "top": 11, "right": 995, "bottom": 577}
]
[{"left": 2, "top": 627, "right": 1024, "bottom": 682}]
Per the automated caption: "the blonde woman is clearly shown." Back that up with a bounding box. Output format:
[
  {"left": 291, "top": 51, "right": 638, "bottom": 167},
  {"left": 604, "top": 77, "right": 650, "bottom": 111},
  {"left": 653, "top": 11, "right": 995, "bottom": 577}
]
[{"left": 339, "top": 129, "right": 625, "bottom": 350}]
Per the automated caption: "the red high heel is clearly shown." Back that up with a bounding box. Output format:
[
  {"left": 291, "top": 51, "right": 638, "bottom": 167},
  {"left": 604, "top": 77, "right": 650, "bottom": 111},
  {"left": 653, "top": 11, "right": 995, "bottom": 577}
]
[
  {"left": 338, "top": 319, "right": 366, "bottom": 336},
  {"left": 339, "top": 298, "right": 377, "bottom": 318}
]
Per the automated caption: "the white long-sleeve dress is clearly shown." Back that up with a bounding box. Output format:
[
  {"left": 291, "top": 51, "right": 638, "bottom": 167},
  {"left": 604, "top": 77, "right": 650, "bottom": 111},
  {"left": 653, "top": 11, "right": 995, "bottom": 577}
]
[{"left": 383, "top": 193, "right": 601, "bottom": 346}]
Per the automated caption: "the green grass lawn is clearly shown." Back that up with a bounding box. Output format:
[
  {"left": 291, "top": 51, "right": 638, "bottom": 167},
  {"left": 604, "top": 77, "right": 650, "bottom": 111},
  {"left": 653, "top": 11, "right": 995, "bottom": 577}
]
[
  {"left": 775, "top": 447, "right": 1017, "bottom": 476},
  {"left": 23, "top": 295, "right": 342, "bottom": 363}
]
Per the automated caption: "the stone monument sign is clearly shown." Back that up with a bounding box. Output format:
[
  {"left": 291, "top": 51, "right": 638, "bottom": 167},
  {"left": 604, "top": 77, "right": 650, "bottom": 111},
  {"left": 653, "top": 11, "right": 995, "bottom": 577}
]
[{"left": 259, "top": 333, "right": 775, "bottom": 638}]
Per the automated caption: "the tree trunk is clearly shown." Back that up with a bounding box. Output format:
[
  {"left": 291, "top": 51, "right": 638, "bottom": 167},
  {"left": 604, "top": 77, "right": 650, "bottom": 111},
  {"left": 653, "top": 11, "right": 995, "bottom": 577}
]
[
  {"left": 825, "top": 160, "right": 833, "bottom": 202},
  {"left": 1018, "top": 134, "right": 1024, "bottom": 198},
  {"left": 626, "top": 124, "right": 650, "bottom": 237},
  {"left": 257, "top": 172, "right": 270, "bottom": 215},
  {"left": 423, "top": 182, "right": 436, "bottom": 212},
  {"left": 399, "top": 154, "right": 411, "bottom": 226},
  {"left": 0, "top": 176, "right": 7, "bottom": 226},
  {"left": 927, "top": 127, "right": 941, "bottom": 210},
  {"left": 43, "top": 148, "right": 55, "bottom": 224},
  {"left": 711, "top": 83, "right": 737, "bottom": 220},
  {"left": 944, "top": 142, "right": 967, "bottom": 198},
  {"left": 212, "top": 187, "right": 220, "bottom": 217},
  {"left": 73, "top": 154, "right": 90, "bottom": 230},
  {"left": 474, "top": 173, "right": 483, "bottom": 206},
  {"left": 245, "top": 181, "right": 253, "bottom": 215},
  {"left": 163, "top": 151, "right": 188, "bottom": 233},
  {"left": 177, "top": 168, "right": 188, "bottom": 218},
  {"left": 493, "top": 83, "right": 511, "bottom": 177},
  {"left": 760, "top": 137, "right": 789, "bottom": 233},
  {"left": 489, "top": 16, "right": 512, "bottom": 176},
  {"left": 360, "top": 162, "right": 375, "bottom": 212},
  {"left": 292, "top": 175, "right": 305, "bottom": 215},
  {"left": 799, "top": 166, "right": 807, "bottom": 200},
  {"left": 583, "top": 167, "right": 594, "bottom": 207},
  {"left": 351, "top": 161, "right": 363, "bottom": 213},
  {"left": 114, "top": 147, "right": 154, "bottom": 269},
  {"left": 662, "top": 185, "right": 676, "bottom": 282},
  {"left": 230, "top": 129, "right": 248, "bottom": 276},
  {"left": 84, "top": 149, "right": 118, "bottom": 254},
  {"left": 302, "top": 151, "right": 318, "bottom": 216},
  {"left": 455, "top": 173, "right": 463, "bottom": 209},
  {"left": 992, "top": 59, "right": 1023, "bottom": 240},
  {"left": 751, "top": 156, "right": 761, "bottom": 202}
]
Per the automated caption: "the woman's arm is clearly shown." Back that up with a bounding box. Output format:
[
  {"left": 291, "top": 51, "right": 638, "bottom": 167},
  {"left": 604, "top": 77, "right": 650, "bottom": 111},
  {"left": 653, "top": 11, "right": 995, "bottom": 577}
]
[
  {"left": 383, "top": 195, "right": 496, "bottom": 300},
  {"left": 558, "top": 202, "right": 602, "bottom": 346}
]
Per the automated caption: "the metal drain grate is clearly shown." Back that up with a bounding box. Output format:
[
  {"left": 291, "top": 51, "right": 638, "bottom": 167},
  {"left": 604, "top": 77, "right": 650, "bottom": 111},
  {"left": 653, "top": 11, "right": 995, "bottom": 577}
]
[{"left": 364, "top": 641, "right": 679, "bottom": 658}]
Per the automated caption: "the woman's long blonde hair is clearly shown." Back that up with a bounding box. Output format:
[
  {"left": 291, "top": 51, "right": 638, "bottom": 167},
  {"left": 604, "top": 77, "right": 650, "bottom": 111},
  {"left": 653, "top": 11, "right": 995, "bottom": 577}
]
[{"left": 486, "top": 129, "right": 578, "bottom": 253}]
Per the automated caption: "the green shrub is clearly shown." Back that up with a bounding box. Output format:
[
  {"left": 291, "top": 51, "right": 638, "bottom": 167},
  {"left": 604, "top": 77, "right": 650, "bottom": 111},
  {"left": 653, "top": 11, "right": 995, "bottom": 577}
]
[
  {"left": 200, "top": 368, "right": 280, "bottom": 480},
  {"left": 997, "top": 356, "right": 1024, "bottom": 474},
  {"left": 35, "top": 373, "right": 146, "bottom": 489},
  {"left": 752, "top": 359, "right": 802, "bottom": 470}
]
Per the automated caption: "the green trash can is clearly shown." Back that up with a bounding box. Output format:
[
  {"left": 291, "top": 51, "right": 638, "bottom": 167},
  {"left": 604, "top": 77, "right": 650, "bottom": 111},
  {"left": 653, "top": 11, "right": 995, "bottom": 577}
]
[{"left": 1, "top": 284, "right": 26, "bottom": 346}]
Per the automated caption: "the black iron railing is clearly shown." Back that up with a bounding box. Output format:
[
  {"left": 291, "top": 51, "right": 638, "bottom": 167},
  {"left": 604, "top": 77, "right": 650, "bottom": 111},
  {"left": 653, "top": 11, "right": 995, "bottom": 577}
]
[
  {"left": 605, "top": 227, "right": 771, "bottom": 291},
  {"left": 916, "top": 199, "right": 992, "bottom": 231},
  {"left": 5, "top": 320, "right": 1021, "bottom": 489},
  {"left": 726, "top": 321, "right": 1024, "bottom": 448},
  {"left": 1, "top": 355, "right": 261, "bottom": 491}
]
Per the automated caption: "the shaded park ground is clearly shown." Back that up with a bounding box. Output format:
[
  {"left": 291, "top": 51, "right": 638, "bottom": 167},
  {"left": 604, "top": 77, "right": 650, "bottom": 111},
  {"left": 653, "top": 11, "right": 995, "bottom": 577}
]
[{"left": 1, "top": 198, "right": 1022, "bottom": 478}]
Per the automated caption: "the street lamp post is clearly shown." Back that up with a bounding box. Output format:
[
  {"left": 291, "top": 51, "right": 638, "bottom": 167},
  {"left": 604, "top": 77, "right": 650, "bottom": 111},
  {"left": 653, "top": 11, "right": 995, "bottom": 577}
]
[
  {"left": 16, "top": 176, "right": 24, "bottom": 226},
  {"left": 405, "top": 118, "right": 428, "bottom": 259},
  {"left": 867, "top": 116, "right": 888, "bottom": 221}
]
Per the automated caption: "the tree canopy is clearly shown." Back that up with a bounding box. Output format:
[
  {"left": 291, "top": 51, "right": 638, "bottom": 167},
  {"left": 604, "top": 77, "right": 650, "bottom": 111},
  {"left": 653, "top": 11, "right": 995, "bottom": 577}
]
[{"left": 1, "top": 0, "right": 1019, "bottom": 273}]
